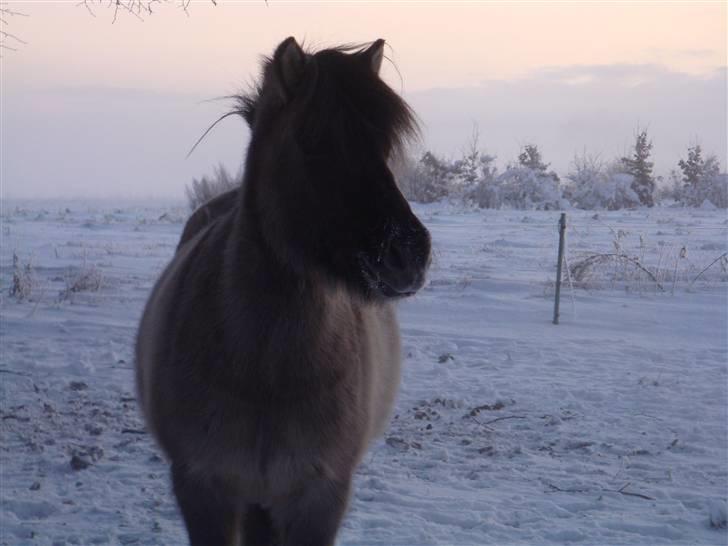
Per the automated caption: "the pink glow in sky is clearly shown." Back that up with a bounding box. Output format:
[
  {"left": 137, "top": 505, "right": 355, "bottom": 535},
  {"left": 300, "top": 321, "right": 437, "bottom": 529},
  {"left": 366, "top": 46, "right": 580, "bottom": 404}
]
[
  {"left": 2, "top": 1, "right": 726, "bottom": 198},
  {"left": 6, "top": 2, "right": 725, "bottom": 93}
]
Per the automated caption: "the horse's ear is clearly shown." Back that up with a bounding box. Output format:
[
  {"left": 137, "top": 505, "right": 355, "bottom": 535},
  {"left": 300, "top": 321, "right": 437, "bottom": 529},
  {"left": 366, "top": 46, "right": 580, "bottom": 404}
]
[
  {"left": 272, "top": 37, "right": 307, "bottom": 101},
  {"left": 362, "top": 39, "right": 385, "bottom": 75}
]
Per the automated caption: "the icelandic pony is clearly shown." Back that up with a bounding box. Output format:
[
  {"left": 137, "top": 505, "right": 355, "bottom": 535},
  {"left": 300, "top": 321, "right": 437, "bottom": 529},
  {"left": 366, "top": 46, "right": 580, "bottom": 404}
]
[{"left": 136, "top": 37, "right": 431, "bottom": 546}]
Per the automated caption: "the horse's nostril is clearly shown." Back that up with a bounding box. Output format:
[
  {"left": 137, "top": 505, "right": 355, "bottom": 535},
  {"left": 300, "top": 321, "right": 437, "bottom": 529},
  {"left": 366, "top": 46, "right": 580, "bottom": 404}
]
[{"left": 386, "top": 243, "right": 407, "bottom": 271}]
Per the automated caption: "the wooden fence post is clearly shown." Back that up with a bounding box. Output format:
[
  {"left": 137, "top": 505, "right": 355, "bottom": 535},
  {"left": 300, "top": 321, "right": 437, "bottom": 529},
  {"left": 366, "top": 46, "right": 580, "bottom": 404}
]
[{"left": 553, "top": 213, "right": 566, "bottom": 325}]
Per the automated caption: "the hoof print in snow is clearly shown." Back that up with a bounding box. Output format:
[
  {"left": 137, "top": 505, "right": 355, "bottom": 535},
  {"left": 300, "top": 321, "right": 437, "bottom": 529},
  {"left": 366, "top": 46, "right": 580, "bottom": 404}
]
[
  {"left": 84, "top": 424, "right": 103, "bottom": 436},
  {"left": 432, "top": 397, "right": 461, "bottom": 409},
  {"left": 467, "top": 400, "right": 506, "bottom": 417},
  {"left": 438, "top": 353, "right": 455, "bottom": 363},
  {"left": 69, "top": 381, "right": 88, "bottom": 391},
  {"left": 70, "top": 455, "right": 91, "bottom": 471},
  {"left": 385, "top": 437, "right": 409, "bottom": 452},
  {"left": 70, "top": 446, "right": 104, "bottom": 470},
  {"left": 29, "top": 481, "right": 41, "bottom": 491}
]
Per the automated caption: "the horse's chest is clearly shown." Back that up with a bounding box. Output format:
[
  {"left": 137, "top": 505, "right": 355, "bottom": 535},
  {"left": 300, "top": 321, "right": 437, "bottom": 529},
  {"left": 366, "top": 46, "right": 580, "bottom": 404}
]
[
  {"left": 178, "top": 296, "right": 400, "bottom": 500},
  {"left": 189, "top": 381, "right": 366, "bottom": 500}
]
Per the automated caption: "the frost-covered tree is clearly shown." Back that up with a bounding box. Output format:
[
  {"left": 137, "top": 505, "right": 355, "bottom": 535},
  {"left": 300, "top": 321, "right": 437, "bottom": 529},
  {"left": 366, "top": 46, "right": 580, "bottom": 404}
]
[
  {"left": 419, "top": 151, "right": 455, "bottom": 202},
  {"left": 464, "top": 154, "right": 499, "bottom": 208},
  {"left": 676, "top": 145, "right": 726, "bottom": 208},
  {"left": 518, "top": 144, "right": 560, "bottom": 182},
  {"left": 620, "top": 130, "right": 655, "bottom": 207},
  {"left": 458, "top": 124, "right": 483, "bottom": 186},
  {"left": 676, "top": 144, "right": 723, "bottom": 206},
  {"left": 518, "top": 144, "right": 547, "bottom": 172},
  {"left": 396, "top": 152, "right": 454, "bottom": 203},
  {"left": 678, "top": 145, "right": 717, "bottom": 186},
  {"left": 449, "top": 126, "right": 500, "bottom": 202}
]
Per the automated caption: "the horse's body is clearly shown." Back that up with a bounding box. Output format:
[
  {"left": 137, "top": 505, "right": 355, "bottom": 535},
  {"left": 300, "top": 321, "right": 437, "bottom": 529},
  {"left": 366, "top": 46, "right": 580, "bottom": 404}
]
[{"left": 136, "top": 38, "right": 430, "bottom": 546}]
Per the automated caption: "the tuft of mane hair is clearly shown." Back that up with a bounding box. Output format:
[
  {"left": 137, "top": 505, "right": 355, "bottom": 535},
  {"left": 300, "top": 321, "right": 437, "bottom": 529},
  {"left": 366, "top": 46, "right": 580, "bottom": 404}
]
[{"left": 231, "top": 85, "right": 261, "bottom": 129}]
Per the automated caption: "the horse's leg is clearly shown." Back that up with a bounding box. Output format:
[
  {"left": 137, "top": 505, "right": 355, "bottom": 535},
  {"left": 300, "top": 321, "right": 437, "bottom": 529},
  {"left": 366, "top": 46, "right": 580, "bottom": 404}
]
[
  {"left": 171, "top": 462, "right": 239, "bottom": 546},
  {"left": 272, "top": 477, "right": 351, "bottom": 546},
  {"left": 241, "top": 504, "right": 277, "bottom": 546}
]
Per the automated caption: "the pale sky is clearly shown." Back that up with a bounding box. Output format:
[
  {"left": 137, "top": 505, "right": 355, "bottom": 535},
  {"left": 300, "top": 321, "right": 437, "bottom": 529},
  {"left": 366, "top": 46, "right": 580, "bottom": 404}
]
[{"left": 2, "top": 1, "right": 726, "bottom": 198}]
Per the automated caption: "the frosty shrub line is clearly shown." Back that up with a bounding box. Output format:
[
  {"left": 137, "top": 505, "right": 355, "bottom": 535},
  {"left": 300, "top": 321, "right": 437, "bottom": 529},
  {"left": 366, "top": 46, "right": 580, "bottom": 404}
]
[
  {"left": 185, "top": 132, "right": 727, "bottom": 211},
  {"left": 392, "top": 134, "right": 727, "bottom": 210},
  {"left": 185, "top": 164, "right": 238, "bottom": 211}
]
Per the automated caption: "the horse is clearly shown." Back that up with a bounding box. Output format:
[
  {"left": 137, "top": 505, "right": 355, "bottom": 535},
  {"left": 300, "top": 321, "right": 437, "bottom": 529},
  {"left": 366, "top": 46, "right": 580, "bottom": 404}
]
[{"left": 135, "top": 37, "right": 431, "bottom": 546}]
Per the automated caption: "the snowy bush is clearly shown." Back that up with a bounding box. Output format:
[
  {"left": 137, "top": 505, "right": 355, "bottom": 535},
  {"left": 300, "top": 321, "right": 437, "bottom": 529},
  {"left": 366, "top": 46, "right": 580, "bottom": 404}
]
[
  {"left": 655, "top": 170, "right": 683, "bottom": 205},
  {"left": 463, "top": 154, "right": 499, "bottom": 208},
  {"left": 395, "top": 135, "right": 725, "bottom": 210},
  {"left": 64, "top": 265, "right": 103, "bottom": 294},
  {"left": 185, "top": 164, "right": 238, "bottom": 211},
  {"left": 565, "top": 154, "right": 641, "bottom": 210},
  {"left": 59, "top": 263, "right": 104, "bottom": 302},
  {"left": 9, "top": 252, "right": 36, "bottom": 301},
  {"left": 482, "top": 165, "right": 566, "bottom": 210},
  {"left": 397, "top": 152, "right": 464, "bottom": 203},
  {"left": 569, "top": 252, "right": 664, "bottom": 291},
  {"left": 397, "top": 126, "right": 496, "bottom": 204},
  {"left": 686, "top": 172, "right": 728, "bottom": 209},
  {"left": 392, "top": 152, "right": 424, "bottom": 202},
  {"left": 467, "top": 143, "right": 564, "bottom": 210},
  {"left": 401, "top": 143, "right": 566, "bottom": 210}
]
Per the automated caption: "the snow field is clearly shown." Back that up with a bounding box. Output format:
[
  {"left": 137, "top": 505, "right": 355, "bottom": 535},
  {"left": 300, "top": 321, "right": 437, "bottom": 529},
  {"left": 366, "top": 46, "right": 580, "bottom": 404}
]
[{"left": 1, "top": 200, "right": 726, "bottom": 545}]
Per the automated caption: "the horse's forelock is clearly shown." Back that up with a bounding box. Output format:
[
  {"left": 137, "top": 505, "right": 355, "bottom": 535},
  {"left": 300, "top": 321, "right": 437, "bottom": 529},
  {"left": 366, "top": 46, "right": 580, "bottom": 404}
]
[
  {"left": 311, "top": 42, "right": 419, "bottom": 157},
  {"left": 234, "top": 41, "right": 419, "bottom": 159}
]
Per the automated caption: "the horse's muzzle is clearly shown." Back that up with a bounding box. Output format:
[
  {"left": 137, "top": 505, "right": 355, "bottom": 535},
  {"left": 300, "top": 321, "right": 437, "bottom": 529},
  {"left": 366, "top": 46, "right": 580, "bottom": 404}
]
[{"left": 362, "top": 224, "right": 431, "bottom": 298}]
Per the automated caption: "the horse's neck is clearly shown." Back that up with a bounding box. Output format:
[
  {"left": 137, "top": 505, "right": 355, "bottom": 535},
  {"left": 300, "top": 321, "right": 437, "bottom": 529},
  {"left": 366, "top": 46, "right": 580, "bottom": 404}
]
[
  {"left": 229, "top": 192, "right": 327, "bottom": 314},
  {"left": 223, "top": 202, "right": 363, "bottom": 385}
]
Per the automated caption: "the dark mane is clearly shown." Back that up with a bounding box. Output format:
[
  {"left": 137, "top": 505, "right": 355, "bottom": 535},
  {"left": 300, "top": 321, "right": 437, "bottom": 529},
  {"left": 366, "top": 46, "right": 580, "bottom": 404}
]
[{"left": 233, "top": 41, "right": 419, "bottom": 159}]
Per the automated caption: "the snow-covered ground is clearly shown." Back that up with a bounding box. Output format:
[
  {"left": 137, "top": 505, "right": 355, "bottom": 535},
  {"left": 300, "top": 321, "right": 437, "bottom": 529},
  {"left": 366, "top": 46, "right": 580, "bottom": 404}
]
[{"left": 1, "top": 200, "right": 726, "bottom": 545}]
